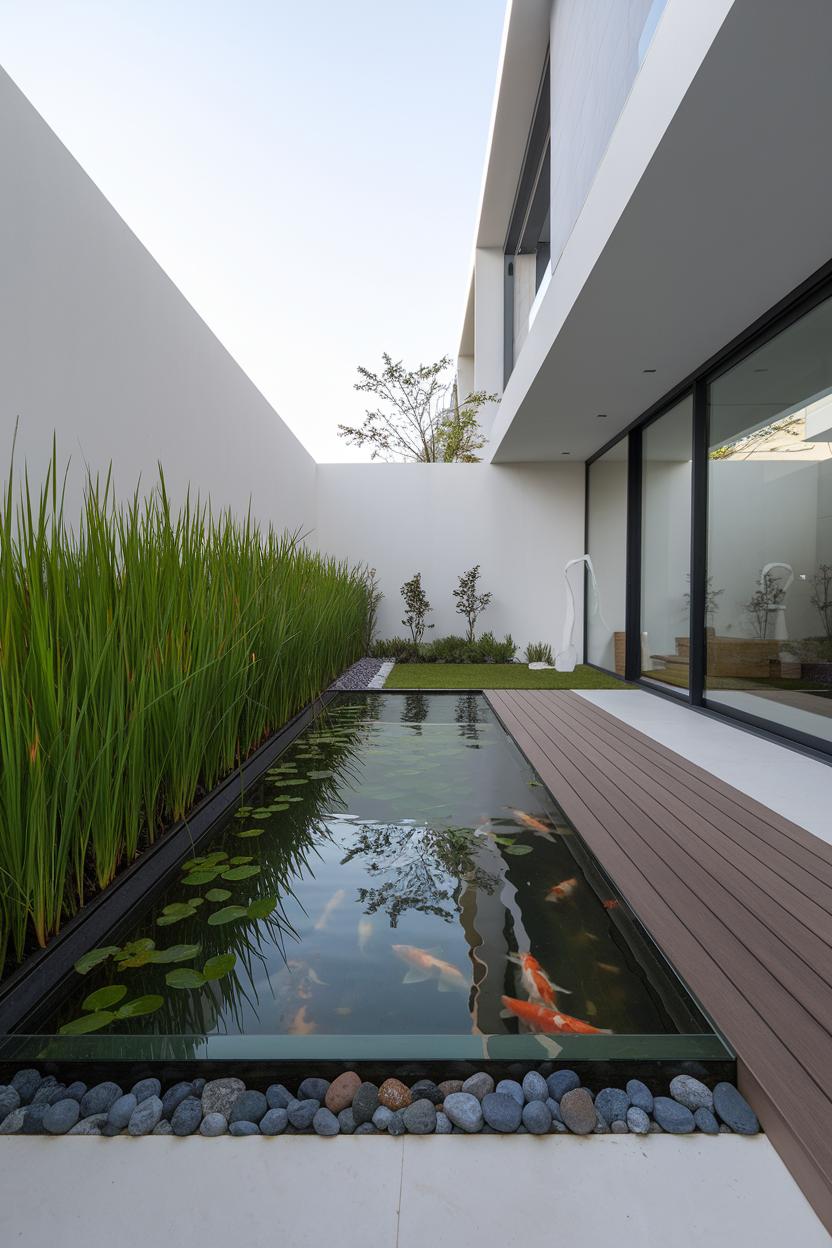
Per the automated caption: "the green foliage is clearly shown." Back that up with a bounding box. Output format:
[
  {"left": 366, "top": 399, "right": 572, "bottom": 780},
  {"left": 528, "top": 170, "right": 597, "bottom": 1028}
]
[
  {"left": 524, "top": 641, "right": 554, "bottom": 665},
  {"left": 385, "top": 663, "right": 630, "bottom": 690},
  {"left": 0, "top": 444, "right": 366, "bottom": 977},
  {"left": 361, "top": 566, "right": 383, "bottom": 651},
  {"left": 401, "top": 572, "right": 434, "bottom": 644},
  {"left": 809, "top": 564, "right": 832, "bottom": 638},
  {"left": 368, "top": 636, "right": 422, "bottom": 661},
  {"left": 369, "top": 633, "right": 516, "bottom": 664},
  {"left": 452, "top": 565, "right": 492, "bottom": 642}
]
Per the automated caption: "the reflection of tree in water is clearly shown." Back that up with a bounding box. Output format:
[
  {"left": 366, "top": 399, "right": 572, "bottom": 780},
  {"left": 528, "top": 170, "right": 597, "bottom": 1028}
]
[
  {"left": 340, "top": 821, "right": 500, "bottom": 926},
  {"left": 402, "top": 692, "right": 429, "bottom": 730},
  {"left": 454, "top": 693, "right": 482, "bottom": 743}
]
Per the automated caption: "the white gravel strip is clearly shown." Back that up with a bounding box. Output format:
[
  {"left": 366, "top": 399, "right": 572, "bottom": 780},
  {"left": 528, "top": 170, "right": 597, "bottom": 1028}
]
[{"left": 367, "top": 660, "right": 394, "bottom": 689}]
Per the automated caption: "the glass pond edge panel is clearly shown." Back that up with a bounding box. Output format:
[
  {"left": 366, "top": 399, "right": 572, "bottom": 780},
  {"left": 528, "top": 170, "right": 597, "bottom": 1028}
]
[{"left": 7, "top": 693, "right": 731, "bottom": 1065}]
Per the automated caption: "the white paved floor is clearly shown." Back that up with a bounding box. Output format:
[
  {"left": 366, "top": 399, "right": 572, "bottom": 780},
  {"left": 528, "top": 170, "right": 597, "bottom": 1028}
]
[
  {"left": 578, "top": 689, "right": 832, "bottom": 845},
  {"left": 0, "top": 1135, "right": 827, "bottom": 1247}
]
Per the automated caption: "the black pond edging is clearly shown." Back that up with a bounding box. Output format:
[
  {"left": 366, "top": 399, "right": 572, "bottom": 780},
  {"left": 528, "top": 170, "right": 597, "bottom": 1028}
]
[{"left": 0, "top": 690, "right": 337, "bottom": 1037}]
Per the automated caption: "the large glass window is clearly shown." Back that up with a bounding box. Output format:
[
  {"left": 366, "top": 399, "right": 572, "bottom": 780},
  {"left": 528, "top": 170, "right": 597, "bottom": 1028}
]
[
  {"left": 587, "top": 441, "right": 628, "bottom": 673},
  {"left": 706, "top": 295, "right": 832, "bottom": 746},
  {"left": 640, "top": 397, "right": 693, "bottom": 689}
]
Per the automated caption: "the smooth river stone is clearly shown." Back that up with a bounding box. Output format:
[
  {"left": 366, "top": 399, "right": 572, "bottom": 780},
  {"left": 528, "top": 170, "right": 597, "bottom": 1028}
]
[
  {"left": 313, "top": 1108, "right": 340, "bottom": 1136},
  {"left": 410, "top": 1080, "right": 441, "bottom": 1106},
  {"left": 337, "top": 1108, "right": 356, "bottom": 1135},
  {"left": 0, "top": 1087, "right": 21, "bottom": 1123},
  {"left": 80, "top": 1082, "right": 122, "bottom": 1118},
  {"left": 64, "top": 1082, "right": 87, "bottom": 1103},
  {"left": 0, "top": 1108, "right": 25, "bottom": 1135},
  {"left": 387, "top": 1110, "right": 406, "bottom": 1137},
  {"left": 378, "top": 1078, "right": 411, "bottom": 1110},
  {"left": 106, "top": 1094, "right": 137, "bottom": 1131},
  {"left": 546, "top": 1070, "right": 580, "bottom": 1101},
  {"left": 229, "top": 1091, "right": 267, "bottom": 1125},
  {"left": 443, "top": 1092, "right": 483, "bottom": 1133},
  {"left": 435, "top": 1112, "right": 452, "bottom": 1134},
  {"left": 522, "top": 1072, "right": 549, "bottom": 1104},
  {"left": 287, "top": 1098, "right": 319, "bottom": 1129},
  {"left": 43, "top": 1098, "right": 80, "bottom": 1135},
  {"left": 201, "top": 1077, "right": 245, "bottom": 1119},
  {"left": 68, "top": 1114, "right": 108, "bottom": 1136},
  {"left": 653, "top": 1097, "right": 695, "bottom": 1134},
  {"left": 11, "top": 1070, "right": 41, "bottom": 1104},
  {"left": 160, "top": 1082, "right": 194, "bottom": 1119},
  {"left": 626, "top": 1079, "right": 654, "bottom": 1114},
  {"left": 626, "top": 1107, "right": 651, "bottom": 1135},
  {"left": 712, "top": 1083, "right": 759, "bottom": 1135},
  {"left": 402, "top": 1099, "right": 437, "bottom": 1135},
  {"left": 522, "top": 1101, "right": 552, "bottom": 1134},
  {"left": 229, "top": 1121, "right": 258, "bottom": 1137},
  {"left": 694, "top": 1107, "right": 720, "bottom": 1135},
  {"left": 171, "top": 1096, "right": 203, "bottom": 1136},
  {"left": 559, "top": 1088, "right": 596, "bottom": 1135},
  {"left": 436, "top": 1080, "right": 463, "bottom": 1099},
  {"left": 670, "top": 1075, "right": 713, "bottom": 1112},
  {"left": 200, "top": 1112, "right": 227, "bottom": 1137},
  {"left": 299, "top": 1077, "right": 330, "bottom": 1103},
  {"left": 461, "top": 1072, "right": 494, "bottom": 1101},
  {"left": 595, "top": 1088, "right": 630, "bottom": 1125},
  {"left": 495, "top": 1079, "right": 524, "bottom": 1106},
  {"left": 266, "top": 1084, "right": 293, "bottom": 1111},
  {"left": 481, "top": 1092, "right": 522, "bottom": 1134},
  {"left": 259, "top": 1108, "right": 288, "bottom": 1136},
  {"left": 22, "top": 1105, "right": 48, "bottom": 1134},
  {"left": 130, "top": 1078, "right": 161, "bottom": 1104},
  {"left": 128, "top": 1095, "right": 163, "bottom": 1136},
  {"left": 325, "top": 1072, "right": 361, "bottom": 1113},
  {"left": 372, "top": 1106, "right": 394, "bottom": 1131},
  {"left": 352, "top": 1082, "right": 379, "bottom": 1125}
]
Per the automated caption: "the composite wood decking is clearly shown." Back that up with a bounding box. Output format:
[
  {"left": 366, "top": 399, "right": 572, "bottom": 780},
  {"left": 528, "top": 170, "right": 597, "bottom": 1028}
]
[{"left": 485, "top": 689, "right": 832, "bottom": 1234}]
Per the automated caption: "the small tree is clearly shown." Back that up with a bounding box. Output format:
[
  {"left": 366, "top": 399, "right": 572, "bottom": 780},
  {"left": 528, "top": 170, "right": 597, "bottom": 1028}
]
[
  {"left": 337, "top": 353, "right": 495, "bottom": 463},
  {"left": 401, "top": 572, "right": 434, "bottom": 644},
  {"left": 744, "top": 569, "right": 786, "bottom": 639},
  {"left": 453, "top": 565, "right": 492, "bottom": 643},
  {"left": 809, "top": 564, "right": 832, "bottom": 638}
]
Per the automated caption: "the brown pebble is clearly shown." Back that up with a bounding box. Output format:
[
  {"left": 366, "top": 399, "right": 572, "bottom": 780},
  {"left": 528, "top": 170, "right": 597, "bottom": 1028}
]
[
  {"left": 325, "top": 1071, "right": 362, "bottom": 1114},
  {"left": 437, "top": 1080, "right": 464, "bottom": 1098},
  {"left": 378, "top": 1078, "right": 412, "bottom": 1110}
]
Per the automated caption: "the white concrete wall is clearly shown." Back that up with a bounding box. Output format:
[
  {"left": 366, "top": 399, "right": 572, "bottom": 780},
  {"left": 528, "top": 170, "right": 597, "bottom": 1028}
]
[
  {"left": 549, "top": 0, "right": 655, "bottom": 270},
  {"left": 315, "top": 463, "right": 585, "bottom": 653},
  {"left": 0, "top": 67, "right": 316, "bottom": 531}
]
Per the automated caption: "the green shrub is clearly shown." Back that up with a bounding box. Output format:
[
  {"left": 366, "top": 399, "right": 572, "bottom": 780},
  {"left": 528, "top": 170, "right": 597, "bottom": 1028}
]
[
  {"left": 0, "top": 450, "right": 366, "bottom": 976},
  {"left": 525, "top": 641, "right": 554, "bottom": 665},
  {"left": 368, "top": 636, "right": 422, "bottom": 661},
  {"left": 475, "top": 632, "right": 516, "bottom": 663},
  {"left": 374, "top": 633, "right": 517, "bottom": 665},
  {"left": 423, "top": 634, "right": 473, "bottom": 663}
]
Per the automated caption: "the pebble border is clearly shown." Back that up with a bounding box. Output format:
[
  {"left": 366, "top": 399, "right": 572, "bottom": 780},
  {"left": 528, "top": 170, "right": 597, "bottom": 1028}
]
[
  {"left": 0, "top": 1069, "right": 760, "bottom": 1138},
  {"left": 328, "top": 657, "right": 387, "bottom": 691}
]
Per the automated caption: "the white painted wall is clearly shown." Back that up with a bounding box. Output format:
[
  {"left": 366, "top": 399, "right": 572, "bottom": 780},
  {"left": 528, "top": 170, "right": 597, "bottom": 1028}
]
[
  {"left": 549, "top": 0, "right": 656, "bottom": 271},
  {"left": 0, "top": 67, "right": 316, "bottom": 530},
  {"left": 315, "top": 463, "right": 585, "bottom": 653}
]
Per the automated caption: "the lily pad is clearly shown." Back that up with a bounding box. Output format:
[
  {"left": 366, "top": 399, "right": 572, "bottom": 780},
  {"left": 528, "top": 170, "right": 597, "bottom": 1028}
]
[
  {"left": 73, "top": 946, "right": 120, "bottom": 976},
  {"left": 165, "top": 968, "right": 206, "bottom": 990},
  {"left": 221, "top": 865, "right": 261, "bottom": 881},
  {"left": 116, "top": 950, "right": 155, "bottom": 968},
  {"left": 235, "top": 828, "right": 264, "bottom": 838},
  {"left": 182, "top": 869, "right": 220, "bottom": 886},
  {"left": 276, "top": 778, "right": 308, "bottom": 786},
  {"left": 307, "top": 770, "right": 334, "bottom": 780},
  {"left": 115, "top": 995, "right": 164, "bottom": 1019},
  {"left": 207, "top": 905, "right": 249, "bottom": 926},
  {"left": 247, "top": 896, "right": 277, "bottom": 920},
  {"left": 82, "top": 984, "right": 127, "bottom": 1012},
  {"left": 268, "top": 803, "right": 291, "bottom": 812},
  {"left": 205, "top": 888, "right": 232, "bottom": 902},
  {"left": 503, "top": 844, "right": 533, "bottom": 856},
  {"left": 202, "top": 953, "right": 236, "bottom": 980},
  {"left": 229, "top": 855, "right": 254, "bottom": 865},
  {"left": 149, "top": 943, "right": 201, "bottom": 964},
  {"left": 59, "top": 1010, "right": 116, "bottom": 1036}
]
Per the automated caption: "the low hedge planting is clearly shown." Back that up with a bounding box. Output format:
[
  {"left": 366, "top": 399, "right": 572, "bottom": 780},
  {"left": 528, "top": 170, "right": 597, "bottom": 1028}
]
[{"left": 370, "top": 632, "right": 517, "bottom": 664}]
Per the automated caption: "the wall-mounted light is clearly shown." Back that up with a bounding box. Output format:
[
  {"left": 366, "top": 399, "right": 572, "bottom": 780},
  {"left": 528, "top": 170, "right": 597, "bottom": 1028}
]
[{"left": 643, "top": 368, "right": 657, "bottom": 374}]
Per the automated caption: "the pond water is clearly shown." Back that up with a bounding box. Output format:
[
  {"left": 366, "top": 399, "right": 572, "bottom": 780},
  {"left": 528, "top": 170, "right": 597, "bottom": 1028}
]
[{"left": 23, "top": 694, "right": 723, "bottom": 1061}]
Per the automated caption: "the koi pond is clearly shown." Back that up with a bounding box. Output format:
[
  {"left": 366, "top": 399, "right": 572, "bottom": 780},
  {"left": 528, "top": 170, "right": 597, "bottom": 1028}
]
[{"left": 9, "top": 693, "right": 728, "bottom": 1063}]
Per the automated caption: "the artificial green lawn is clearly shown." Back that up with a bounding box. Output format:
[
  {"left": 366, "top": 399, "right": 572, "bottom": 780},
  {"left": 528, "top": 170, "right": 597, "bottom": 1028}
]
[{"left": 384, "top": 663, "right": 629, "bottom": 690}]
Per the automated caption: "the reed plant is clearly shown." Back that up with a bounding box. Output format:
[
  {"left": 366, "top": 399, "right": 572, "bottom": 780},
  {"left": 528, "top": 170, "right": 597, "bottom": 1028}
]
[{"left": 0, "top": 449, "right": 367, "bottom": 976}]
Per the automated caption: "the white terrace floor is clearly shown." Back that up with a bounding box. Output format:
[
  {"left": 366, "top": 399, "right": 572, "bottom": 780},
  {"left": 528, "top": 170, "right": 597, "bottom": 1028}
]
[{"left": 2, "top": 690, "right": 830, "bottom": 1246}]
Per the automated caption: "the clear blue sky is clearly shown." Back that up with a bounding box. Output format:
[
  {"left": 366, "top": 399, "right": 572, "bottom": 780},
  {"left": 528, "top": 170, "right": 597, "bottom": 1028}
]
[{"left": 0, "top": 0, "right": 506, "bottom": 460}]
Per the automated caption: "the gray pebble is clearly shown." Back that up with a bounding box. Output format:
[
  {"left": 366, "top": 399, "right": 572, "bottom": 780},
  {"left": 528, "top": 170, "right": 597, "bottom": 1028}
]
[
  {"left": 80, "top": 1082, "right": 122, "bottom": 1119},
  {"left": 229, "top": 1090, "right": 267, "bottom": 1125},
  {"left": 68, "top": 1114, "right": 108, "bottom": 1136},
  {"left": 712, "top": 1083, "right": 759, "bottom": 1135},
  {"left": 45, "top": 1084, "right": 68, "bottom": 1106},
  {"left": 100, "top": 1122, "right": 125, "bottom": 1137},
  {"left": 299, "top": 1077, "right": 330, "bottom": 1102},
  {"left": 595, "top": 1087, "right": 630, "bottom": 1124},
  {"left": 670, "top": 1075, "right": 713, "bottom": 1112},
  {"left": 161, "top": 1081, "right": 193, "bottom": 1119},
  {"left": 131, "top": 1078, "right": 161, "bottom": 1104},
  {"left": 201, "top": 1077, "right": 245, "bottom": 1119},
  {"left": 550, "top": 1119, "right": 569, "bottom": 1133},
  {"left": 313, "top": 1108, "right": 340, "bottom": 1137},
  {"left": 718, "top": 1123, "right": 732, "bottom": 1134},
  {"left": 522, "top": 1101, "right": 552, "bottom": 1134},
  {"left": 653, "top": 1096, "right": 695, "bottom": 1134},
  {"left": 435, "top": 1111, "right": 452, "bottom": 1134},
  {"left": 22, "top": 1105, "right": 48, "bottom": 1134},
  {"left": 64, "top": 1082, "right": 87, "bottom": 1103},
  {"left": 546, "top": 1070, "right": 580, "bottom": 1100},
  {"left": 611, "top": 1119, "right": 629, "bottom": 1134},
  {"left": 171, "top": 1096, "right": 203, "bottom": 1136},
  {"left": 461, "top": 1072, "right": 494, "bottom": 1101},
  {"left": 482, "top": 1092, "right": 522, "bottom": 1133},
  {"left": 107, "top": 1093, "right": 137, "bottom": 1131},
  {"left": 387, "top": 1110, "right": 406, "bottom": 1137},
  {"left": 626, "top": 1079, "right": 654, "bottom": 1114},
  {"left": 44, "top": 1098, "right": 80, "bottom": 1135},
  {"left": 32, "top": 1078, "right": 60, "bottom": 1106},
  {"left": 372, "top": 1106, "right": 394, "bottom": 1130},
  {"left": 200, "top": 1112, "right": 227, "bottom": 1137},
  {"left": 593, "top": 1112, "right": 610, "bottom": 1134},
  {"left": 191, "top": 1078, "right": 206, "bottom": 1095},
  {"left": 259, "top": 1108, "right": 288, "bottom": 1136},
  {"left": 649, "top": 1121, "right": 663, "bottom": 1133},
  {"left": 442, "top": 1092, "right": 483, "bottom": 1133},
  {"left": 402, "top": 1099, "right": 436, "bottom": 1135},
  {"left": 11, "top": 1070, "right": 41, "bottom": 1104},
  {"left": 694, "top": 1107, "right": 720, "bottom": 1135},
  {"left": 627, "top": 1107, "right": 651, "bottom": 1134},
  {"left": 0, "top": 1087, "right": 21, "bottom": 1123},
  {"left": 152, "top": 1119, "right": 174, "bottom": 1136},
  {"left": 559, "top": 1088, "right": 596, "bottom": 1135},
  {"left": 495, "top": 1079, "right": 524, "bottom": 1106},
  {"left": 354, "top": 1122, "right": 378, "bottom": 1135},
  {"left": 546, "top": 1097, "right": 563, "bottom": 1124},
  {"left": 266, "top": 1084, "right": 293, "bottom": 1110},
  {"left": 352, "top": 1082, "right": 379, "bottom": 1125},
  {"left": 0, "top": 1107, "right": 26, "bottom": 1135},
  {"left": 229, "top": 1120, "right": 259, "bottom": 1137},
  {"left": 128, "top": 1095, "right": 163, "bottom": 1136},
  {"left": 521, "top": 1071, "right": 548, "bottom": 1104},
  {"left": 288, "top": 1098, "right": 319, "bottom": 1129},
  {"left": 337, "top": 1108, "right": 356, "bottom": 1135},
  {"left": 410, "top": 1080, "right": 441, "bottom": 1105}
]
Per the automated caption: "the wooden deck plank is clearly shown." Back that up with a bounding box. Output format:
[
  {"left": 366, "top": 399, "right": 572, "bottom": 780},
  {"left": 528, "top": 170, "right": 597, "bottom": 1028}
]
[{"left": 485, "top": 689, "right": 832, "bottom": 1223}]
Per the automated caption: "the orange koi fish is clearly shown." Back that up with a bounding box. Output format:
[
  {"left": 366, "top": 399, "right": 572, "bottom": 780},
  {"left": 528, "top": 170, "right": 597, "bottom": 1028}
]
[
  {"left": 602, "top": 899, "right": 620, "bottom": 911},
  {"left": 546, "top": 877, "right": 579, "bottom": 904},
  {"left": 287, "top": 1005, "right": 317, "bottom": 1035},
  {"left": 596, "top": 962, "right": 621, "bottom": 975},
  {"left": 507, "top": 808, "right": 552, "bottom": 835},
  {"left": 501, "top": 995, "right": 611, "bottom": 1036},
  {"left": 393, "top": 944, "right": 468, "bottom": 993},
  {"left": 508, "top": 952, "right": 570, "bottom": 1005}
]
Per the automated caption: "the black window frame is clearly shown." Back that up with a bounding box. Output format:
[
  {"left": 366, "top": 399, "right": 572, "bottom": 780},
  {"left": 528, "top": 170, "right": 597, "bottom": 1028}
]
[{"left": 583, "top": 255, "right": 832, "bottom": 763}]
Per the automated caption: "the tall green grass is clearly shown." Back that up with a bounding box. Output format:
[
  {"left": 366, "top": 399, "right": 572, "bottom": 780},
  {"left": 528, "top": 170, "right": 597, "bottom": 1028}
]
[{"left": 0, "top": 449, "right": 367, "bottom": 976}]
